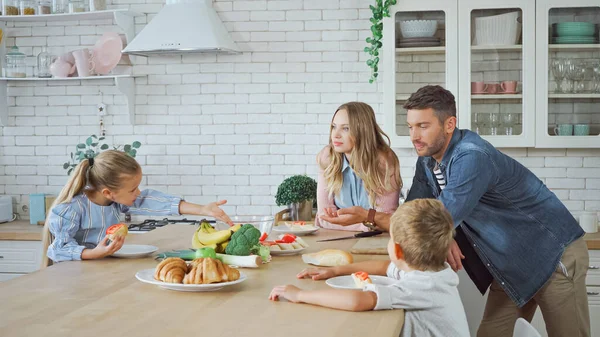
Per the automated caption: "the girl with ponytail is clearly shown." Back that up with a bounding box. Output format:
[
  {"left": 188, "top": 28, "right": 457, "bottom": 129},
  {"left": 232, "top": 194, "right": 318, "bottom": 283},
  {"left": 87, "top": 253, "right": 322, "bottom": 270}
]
[{"left": 45, "top": 150, "right": 232, "bottom": 263}]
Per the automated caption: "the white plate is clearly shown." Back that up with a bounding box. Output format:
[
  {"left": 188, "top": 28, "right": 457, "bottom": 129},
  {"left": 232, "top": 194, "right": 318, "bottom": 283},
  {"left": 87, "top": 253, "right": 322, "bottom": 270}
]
[
  {"left": 272, "top": 224, "right": 319, "bottom": 236},
  {"left": 135, "top": 268, "right": 247, "bottom": 292},
  {"left": 326, "top": 275, "right": 399, "bottom": 290},
  {"left": 112, "top": 244, "right": 158, "bottom": 258},
  {"left": 269, "top": 247, "right": 306, "bottom": 256}
]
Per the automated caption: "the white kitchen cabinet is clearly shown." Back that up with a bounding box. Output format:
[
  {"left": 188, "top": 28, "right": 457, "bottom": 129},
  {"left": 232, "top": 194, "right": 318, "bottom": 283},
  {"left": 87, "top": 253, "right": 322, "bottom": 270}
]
[
  {"left": 0, "top": 9, "right": 144, "bottom": 126},
  {"left": 384, "top": 0, "right": 600, "bottom": 148},
  {"left": 535, "top": 1, "right": 600, "bottom": 148},
  {"left": 0, "top": 240, "right": 42, "bottom": 281},
  {"left": 382, "top": 0, "right": 458, "bottom": 148}
]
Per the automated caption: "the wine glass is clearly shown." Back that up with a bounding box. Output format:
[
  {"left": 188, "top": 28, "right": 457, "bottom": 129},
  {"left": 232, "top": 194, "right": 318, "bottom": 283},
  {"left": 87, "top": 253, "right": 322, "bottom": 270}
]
[
  {"left": 502, "top": 113, "right": 516, "bottom": 136},
  {"left": 475, "top": 113, "right": 490, "bottom": 135},
  {"left": 550, "top": 59, "right": 566, "bottom": 93},
  {"left": 490, "top": 113, "right": 501, "bottom": 135}
]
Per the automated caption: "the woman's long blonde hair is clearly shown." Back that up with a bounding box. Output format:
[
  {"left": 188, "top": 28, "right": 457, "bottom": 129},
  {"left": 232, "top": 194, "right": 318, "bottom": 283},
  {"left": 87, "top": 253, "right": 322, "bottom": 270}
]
[
  {"left": 42, "top": 150, "right": 141, "bottom": 267},
  {"left": 318, "top": 102, "right": 402, "bottom": 206}
]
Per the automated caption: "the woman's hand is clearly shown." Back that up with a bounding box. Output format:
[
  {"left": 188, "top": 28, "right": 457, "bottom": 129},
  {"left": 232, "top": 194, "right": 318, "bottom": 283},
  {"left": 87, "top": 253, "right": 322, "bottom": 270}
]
[
  {"left": 269, "top": 285, "right": 302, "bottom": 303},
  {"left": 201, "top": 200, "right": 233, "bottom": 225},
  {"left": 297, "top": 267, "right": 336, "bottom": 280},
  {"left": 320, "top": 206, "right": 368, "bottom": 226},
  {"left": 84, "top": 235, "right": 125, "bottom": 259}
]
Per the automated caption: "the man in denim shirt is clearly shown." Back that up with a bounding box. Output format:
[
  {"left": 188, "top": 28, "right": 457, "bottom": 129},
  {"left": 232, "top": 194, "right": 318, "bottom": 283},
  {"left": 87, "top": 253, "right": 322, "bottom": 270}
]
[{"left": 321, "top": 86, "right": 590, "bottom": 337}]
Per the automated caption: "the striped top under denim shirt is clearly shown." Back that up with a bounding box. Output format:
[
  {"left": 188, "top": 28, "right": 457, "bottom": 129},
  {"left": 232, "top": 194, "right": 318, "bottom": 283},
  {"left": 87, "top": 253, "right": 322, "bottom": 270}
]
[{"left": 47, "top": 190, "right": 181, "bottom": 262}]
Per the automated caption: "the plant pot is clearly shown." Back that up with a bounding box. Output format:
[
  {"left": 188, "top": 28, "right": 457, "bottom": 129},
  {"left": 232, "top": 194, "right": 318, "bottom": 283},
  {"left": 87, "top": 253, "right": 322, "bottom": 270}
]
[{"left": 288, "top": 200, "right": 313, "bottom": 221}]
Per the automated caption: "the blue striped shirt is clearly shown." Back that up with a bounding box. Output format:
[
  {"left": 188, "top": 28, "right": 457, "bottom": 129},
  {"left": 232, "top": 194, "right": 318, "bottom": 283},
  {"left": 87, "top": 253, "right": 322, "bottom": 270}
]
[{"left": 47, "top": 189, "right": 181, "bottom": 262}]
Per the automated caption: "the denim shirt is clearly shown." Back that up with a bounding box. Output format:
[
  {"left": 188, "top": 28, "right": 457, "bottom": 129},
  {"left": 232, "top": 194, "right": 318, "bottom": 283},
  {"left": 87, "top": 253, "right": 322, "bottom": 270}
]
[
  {"left": 334, "top": 156, "right": 371, "bottom": 210},
  {"left": 412, "top": 129, "right": 583, "bottom": 307}
]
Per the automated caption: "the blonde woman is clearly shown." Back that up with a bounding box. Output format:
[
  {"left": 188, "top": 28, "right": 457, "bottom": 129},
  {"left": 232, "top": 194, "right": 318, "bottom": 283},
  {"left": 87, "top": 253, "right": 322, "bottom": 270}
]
[
  {"left": 315, "top": 102, "right": 401, "bottom": 232},
  {"left": 45, "top": 150, "right": 232, "bottom": 263}
]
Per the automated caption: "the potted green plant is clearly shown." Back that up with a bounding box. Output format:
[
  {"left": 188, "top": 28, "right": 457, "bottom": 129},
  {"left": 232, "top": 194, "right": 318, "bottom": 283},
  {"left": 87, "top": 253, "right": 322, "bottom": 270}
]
[
  {"left": 63, "top": 134, "right": 141, "bottom": 175},
  {"left": 275, "top": 175, "right": 318, "bottom": 221}
]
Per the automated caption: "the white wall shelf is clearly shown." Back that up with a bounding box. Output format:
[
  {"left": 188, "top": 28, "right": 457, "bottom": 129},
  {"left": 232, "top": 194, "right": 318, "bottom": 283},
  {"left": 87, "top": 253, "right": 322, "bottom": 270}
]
[
  {"left": 0, "top": 75, "right": 143, "bottom": 126},
  {"left": 471, "top": 44, "right": 523, "bottom": 52},
  {"left": 0, "top": 9, "right": 141, "bottom": 127},
  {"left": 0, "top": 9, "right": 138, "bottom": 42}
]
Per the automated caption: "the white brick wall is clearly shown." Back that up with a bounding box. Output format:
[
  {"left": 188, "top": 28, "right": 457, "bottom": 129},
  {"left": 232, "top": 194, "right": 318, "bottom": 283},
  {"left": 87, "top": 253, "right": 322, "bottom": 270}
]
[{"left": 0, "top": 0, "right": 599, "bottom": 219}]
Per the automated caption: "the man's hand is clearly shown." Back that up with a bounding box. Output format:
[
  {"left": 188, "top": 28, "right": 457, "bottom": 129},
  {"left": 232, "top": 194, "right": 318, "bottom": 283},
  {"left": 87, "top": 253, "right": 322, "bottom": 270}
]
[
  {"left": 297, "top": 267, "right": 336, "bottom": 280},
  {"left": 447, "top": 239, "right": 465, "bottom": 271},
  {"left": 269, "top": 285, "right": 302, "bottom": 303},
  {"left": 319, "top": 206, "right": 368, "bottom": 226}
]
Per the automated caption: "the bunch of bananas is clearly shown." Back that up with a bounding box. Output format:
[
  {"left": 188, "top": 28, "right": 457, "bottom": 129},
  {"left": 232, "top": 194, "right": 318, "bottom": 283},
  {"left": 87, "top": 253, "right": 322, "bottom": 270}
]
[{"left": 192, "top": 222, "right": 242, "bottom": 253}]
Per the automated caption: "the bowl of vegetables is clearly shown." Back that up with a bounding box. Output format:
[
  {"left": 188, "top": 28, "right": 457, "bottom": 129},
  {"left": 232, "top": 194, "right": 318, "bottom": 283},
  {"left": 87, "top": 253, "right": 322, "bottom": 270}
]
[{"left": 217, "top": 215, "right": 275, "bottom": 236}]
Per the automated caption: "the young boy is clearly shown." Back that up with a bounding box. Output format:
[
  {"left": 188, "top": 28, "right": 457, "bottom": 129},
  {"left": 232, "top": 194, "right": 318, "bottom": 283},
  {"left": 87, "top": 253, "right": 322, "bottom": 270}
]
[{"left": 269, "top": 199, "right": 470, "bottom": 337}]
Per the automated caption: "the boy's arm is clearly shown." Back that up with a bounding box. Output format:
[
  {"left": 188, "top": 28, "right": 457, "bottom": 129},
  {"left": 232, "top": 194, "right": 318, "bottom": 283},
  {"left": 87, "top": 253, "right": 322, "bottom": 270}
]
[
  {"left": 298, "top": 289, "right": 378, "bottom": 312},
  {"left": 333, "top": 260, "right": 390, "bottom": 276}
]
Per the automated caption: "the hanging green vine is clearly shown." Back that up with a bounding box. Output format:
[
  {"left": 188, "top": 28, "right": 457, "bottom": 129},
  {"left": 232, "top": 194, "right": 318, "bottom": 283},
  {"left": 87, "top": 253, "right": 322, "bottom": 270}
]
[{"left": 365, "top": 0, "right": 397, "bottom": 83}]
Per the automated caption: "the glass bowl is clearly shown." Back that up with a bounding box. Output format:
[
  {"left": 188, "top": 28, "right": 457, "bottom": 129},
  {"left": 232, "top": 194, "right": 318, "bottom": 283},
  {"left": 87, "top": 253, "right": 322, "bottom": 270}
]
[{"left": 216, "top": 215, "right": 275, "bottom": 236}]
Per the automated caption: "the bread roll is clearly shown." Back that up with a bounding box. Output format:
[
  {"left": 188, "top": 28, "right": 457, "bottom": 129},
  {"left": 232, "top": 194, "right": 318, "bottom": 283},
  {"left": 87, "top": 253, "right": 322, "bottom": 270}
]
[
  {"left": 352, "top": 271, "right": 372, "bottom": 288},
  {"left": 302, "top": 249, "right": 353, "bottom": 267}
]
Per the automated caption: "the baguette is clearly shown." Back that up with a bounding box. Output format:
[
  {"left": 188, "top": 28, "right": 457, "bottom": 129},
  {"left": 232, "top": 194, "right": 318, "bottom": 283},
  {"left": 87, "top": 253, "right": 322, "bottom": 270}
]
[{"left": 302, "top": 249, "right": 353, "bottom": 267}]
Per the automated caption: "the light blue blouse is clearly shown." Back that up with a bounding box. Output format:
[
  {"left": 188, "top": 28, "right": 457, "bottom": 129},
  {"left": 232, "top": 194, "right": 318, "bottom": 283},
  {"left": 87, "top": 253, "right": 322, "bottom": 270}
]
[
  {"left": 47, "top": 189, "right": 181, "bottom": 262},
  {"left": 334, "top": 156, "right": 371, "bottom": 210}
]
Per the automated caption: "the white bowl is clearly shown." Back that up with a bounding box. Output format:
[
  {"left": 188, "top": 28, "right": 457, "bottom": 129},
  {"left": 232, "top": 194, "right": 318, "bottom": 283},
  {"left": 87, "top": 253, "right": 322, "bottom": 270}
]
[
  {"left": 473, "top": 11, "right": 521, "bottom": 46},
  {"left": 399, "top": 20, "right": 438, "bottom": 38},
  {"left": 216, "top": 215, "right": 275, "bottom": 236}
]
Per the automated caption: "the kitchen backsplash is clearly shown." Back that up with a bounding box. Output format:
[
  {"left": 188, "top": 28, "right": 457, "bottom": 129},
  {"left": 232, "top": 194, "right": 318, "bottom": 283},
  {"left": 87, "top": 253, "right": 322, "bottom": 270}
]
[{"left": 0, "top": 0, "right": 599, "bottom": 218}]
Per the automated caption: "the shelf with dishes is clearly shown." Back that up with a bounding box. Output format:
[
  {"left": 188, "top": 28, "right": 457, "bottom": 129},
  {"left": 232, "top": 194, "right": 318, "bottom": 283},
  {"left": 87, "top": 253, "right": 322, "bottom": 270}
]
[
  {"left": 396, "top": 45, "right": 523, "bottom": 54},
  {"left": 549, "top": 44, "right": 600, "bottom": 51},
  {"left": 0, "top": 9, "right": 138, "bottom": 42},
  {"left": 548, "top": 93, "right": 600, "bottom": 99}
]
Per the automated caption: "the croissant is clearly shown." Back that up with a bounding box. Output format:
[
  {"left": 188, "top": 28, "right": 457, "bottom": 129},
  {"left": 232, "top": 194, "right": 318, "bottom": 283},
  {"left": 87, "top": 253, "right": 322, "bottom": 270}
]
[
  {"left": 154, "top": 257, "right": 187, "bottom": 283},
  {"left": 183, "top": 258, "right": 240, "bottom": 284}
]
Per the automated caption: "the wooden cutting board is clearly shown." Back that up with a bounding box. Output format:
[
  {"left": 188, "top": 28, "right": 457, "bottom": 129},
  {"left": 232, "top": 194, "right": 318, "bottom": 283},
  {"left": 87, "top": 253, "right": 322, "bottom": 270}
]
[{"left": 351, "top": 236, "right": 390, "bottom": 255}]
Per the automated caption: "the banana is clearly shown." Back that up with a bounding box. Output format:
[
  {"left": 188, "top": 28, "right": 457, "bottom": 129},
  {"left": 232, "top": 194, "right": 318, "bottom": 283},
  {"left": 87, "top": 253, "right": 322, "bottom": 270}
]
[
  {"left": 196, "top": 228, "right": 232, "bottom": 246},
  {"left": 215, "top": 240, "right": 229, "bottom": 253},
  {"left": 230, "top": 224, "right": 242, "bottom": 232},
  {"left": 192, "top": 226, "right": 219, "bottom": 249}
]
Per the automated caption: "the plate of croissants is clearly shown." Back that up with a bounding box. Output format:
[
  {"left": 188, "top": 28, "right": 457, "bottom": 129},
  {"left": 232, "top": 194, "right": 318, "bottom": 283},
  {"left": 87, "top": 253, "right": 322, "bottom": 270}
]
[{"left": 135, "top": 257, "right": 247, "bottom": 292}]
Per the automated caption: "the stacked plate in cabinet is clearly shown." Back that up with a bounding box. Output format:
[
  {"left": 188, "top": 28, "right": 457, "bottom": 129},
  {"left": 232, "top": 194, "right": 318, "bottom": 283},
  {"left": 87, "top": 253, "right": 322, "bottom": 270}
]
[
  {"left": 397, "top": 37, "right": 441, "bottom": 48},
  {"left": 551, "top": 22, "right": 598, "bottom": 44}
]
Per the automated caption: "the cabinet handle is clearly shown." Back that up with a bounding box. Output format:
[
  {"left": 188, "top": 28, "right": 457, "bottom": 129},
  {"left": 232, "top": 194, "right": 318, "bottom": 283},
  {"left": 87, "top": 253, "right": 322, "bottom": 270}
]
[
  {"left": 587, "top": 292, "right": 599, "bottom": 296},
  {"left": 0, "top": 256, "right": 3, "bottom": 259},
  {"left": 589, "top": 265, "right": 600, "bottom": 270}
]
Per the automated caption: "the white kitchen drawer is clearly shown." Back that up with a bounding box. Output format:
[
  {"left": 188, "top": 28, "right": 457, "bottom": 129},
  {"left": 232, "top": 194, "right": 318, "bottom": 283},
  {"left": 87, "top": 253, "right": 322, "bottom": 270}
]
[
  {"left": 588, "top": 286, "right": 600, "bottom": 337},
  {"left": 587, "top": 250, "right": 600, "bottom": 286},
  {"left": 0, "top": 240, "right": 42, "bottom": 273},
  {"left": 0, "top": 273, "right": 25, "bottom": 282}
]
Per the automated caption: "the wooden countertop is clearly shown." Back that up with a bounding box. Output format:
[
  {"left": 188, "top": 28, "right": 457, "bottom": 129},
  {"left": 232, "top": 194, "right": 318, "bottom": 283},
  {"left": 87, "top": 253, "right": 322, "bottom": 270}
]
[
  {"left": 584, "top": 232, "right": 600, "bottom": 250},
  {"left": 0, "top": 226, "right": 404, "bottom": 337},
  {"left": 0, "top": 220, "right": 43, "bottom": 241}
]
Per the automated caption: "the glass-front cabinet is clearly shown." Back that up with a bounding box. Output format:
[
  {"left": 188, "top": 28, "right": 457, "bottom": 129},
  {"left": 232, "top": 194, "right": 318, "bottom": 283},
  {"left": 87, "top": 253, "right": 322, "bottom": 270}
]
[
  {"left": 458, "top": 0, "right": 536, "bottom": 147},
  {"left": 385, "top": 0, "right": 599, "bottom": 148},
  {"left": 536, "top": 1, "right": 600, "bottom": 148},
  {"left": 383, "top": 0, "right": 458, "bottom": 148}
]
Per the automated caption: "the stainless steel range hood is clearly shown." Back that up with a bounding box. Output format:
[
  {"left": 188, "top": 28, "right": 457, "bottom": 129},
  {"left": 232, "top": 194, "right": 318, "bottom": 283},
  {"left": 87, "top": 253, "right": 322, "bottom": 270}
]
[{"left": 122, "top": 0, "right": 240, "bottom": 57}]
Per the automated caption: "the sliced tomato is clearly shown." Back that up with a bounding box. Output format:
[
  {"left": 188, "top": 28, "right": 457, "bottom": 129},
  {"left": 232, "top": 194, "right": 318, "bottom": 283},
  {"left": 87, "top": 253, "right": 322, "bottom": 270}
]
[
  {"left": 259, "top": 232, "right": 268, "bottom": 242},
  {"left": 354, "top": 271, "right": 369, "bottom": 281},
  {"left": 106, "top": 223, "right": 126, "bottom": 234}
]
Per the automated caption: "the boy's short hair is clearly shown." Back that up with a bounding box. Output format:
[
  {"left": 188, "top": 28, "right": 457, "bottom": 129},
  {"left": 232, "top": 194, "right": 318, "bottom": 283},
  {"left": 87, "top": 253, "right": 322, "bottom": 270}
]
[{"left": 390, "top": 199, "right": 455, "bottom": 271}]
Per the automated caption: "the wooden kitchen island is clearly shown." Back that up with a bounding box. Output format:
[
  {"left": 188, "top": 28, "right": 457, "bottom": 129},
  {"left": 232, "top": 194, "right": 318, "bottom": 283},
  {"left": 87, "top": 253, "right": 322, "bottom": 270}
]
[{"left": 0, "top": 225, "right": 403, "bottom": 337}]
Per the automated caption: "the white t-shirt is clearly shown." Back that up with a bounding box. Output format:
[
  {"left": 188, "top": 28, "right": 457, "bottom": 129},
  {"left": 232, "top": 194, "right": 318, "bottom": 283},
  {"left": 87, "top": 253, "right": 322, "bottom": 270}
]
[{"left": 363, "top": 262, "right": 470, "bottom": 337}]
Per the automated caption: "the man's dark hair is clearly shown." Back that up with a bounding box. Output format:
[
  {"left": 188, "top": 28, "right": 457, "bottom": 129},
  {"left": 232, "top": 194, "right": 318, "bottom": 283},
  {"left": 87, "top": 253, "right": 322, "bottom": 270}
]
[{"left": 403, "top": 85, "right": 456, "bottom": 124}]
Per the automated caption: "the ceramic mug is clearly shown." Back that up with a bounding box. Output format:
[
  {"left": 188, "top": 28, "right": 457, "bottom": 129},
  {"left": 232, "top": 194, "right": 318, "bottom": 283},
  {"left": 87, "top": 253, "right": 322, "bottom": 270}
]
[
  {"left": 487, "top": 83, "right": 501, "bottom": 94},
  {"left": 72, "top": 48, "right": 95, "bottom": 77},
  {"left": 554, "top": 124, "right": 573, "bottom": 136},
  {"left": 574, "top": 124, "right": 590, "bottom": 136},
  {"left": 579, "top": 212, "right": 599, "bottom": 233},
  {"left": 500, "top": 80, "right": 518, "bottom": 93},
  {"left": 471, "top": 81, "right": 487, "bottom": 94}
]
